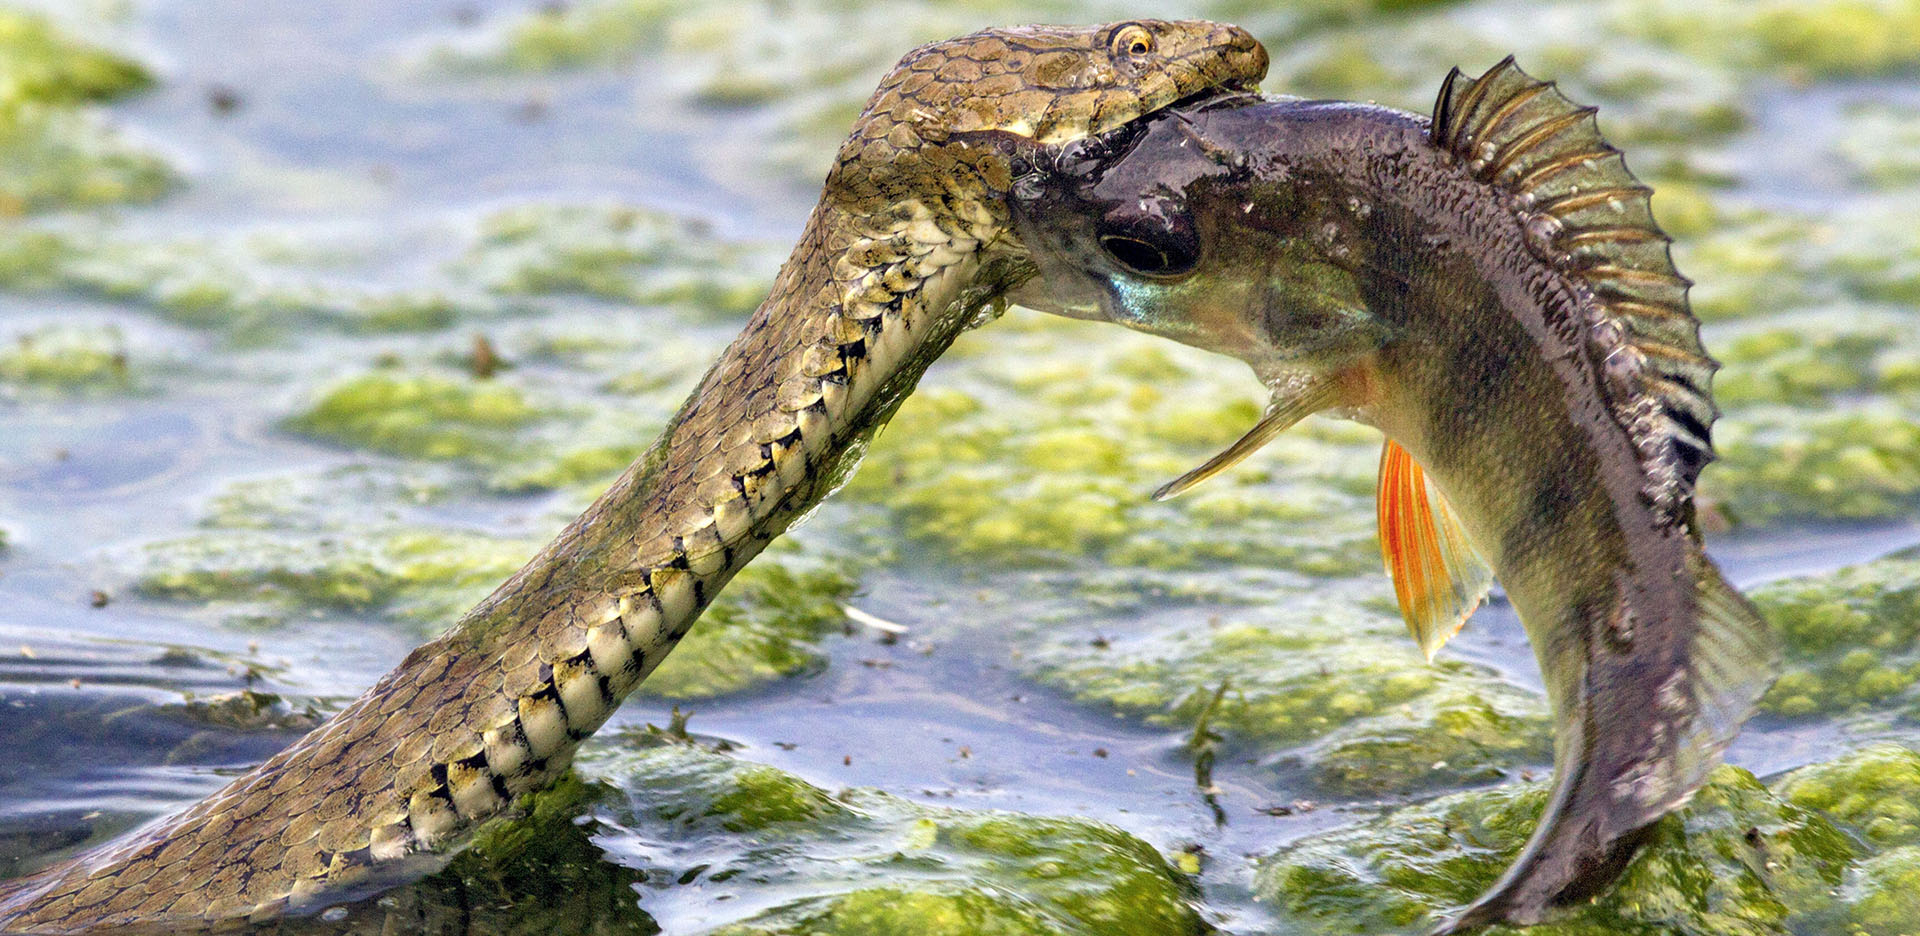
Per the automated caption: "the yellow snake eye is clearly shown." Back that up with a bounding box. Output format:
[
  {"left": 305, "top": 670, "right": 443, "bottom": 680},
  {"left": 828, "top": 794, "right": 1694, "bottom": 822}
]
[{"left": 1110, "top": 24, "right": 1155, "bottom": 59}]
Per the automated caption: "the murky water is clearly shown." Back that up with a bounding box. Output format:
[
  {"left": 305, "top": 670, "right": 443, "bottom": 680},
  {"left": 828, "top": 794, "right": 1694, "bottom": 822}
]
[{"left": 3, "top": 1, "right": 1920, "bottom": 934}]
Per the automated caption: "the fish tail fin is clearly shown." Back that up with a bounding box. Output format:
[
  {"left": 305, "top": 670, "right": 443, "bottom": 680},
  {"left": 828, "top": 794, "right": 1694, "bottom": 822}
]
[
  {"left": 1433, "top": 551, "right": 1779, "bottom": 935},
  {"left": 1673, "top": 550, "right": 1781, "bottom": 787}
]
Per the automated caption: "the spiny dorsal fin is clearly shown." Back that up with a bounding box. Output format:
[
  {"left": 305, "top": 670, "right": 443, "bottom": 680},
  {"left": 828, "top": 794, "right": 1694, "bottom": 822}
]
[{"left": 1431, "top": 58, "right": 1717, "bottom": 523}]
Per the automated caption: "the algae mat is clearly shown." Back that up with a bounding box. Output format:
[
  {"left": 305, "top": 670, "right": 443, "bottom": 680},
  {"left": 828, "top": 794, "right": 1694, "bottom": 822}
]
[{"left": 2, "top": 1, "right": 1920, "bottom": 933}]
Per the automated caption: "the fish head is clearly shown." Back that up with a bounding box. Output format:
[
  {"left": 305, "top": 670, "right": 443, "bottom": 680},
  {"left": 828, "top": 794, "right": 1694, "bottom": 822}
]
[{"left": 1007, "top": 97, "right": 1390, "bottom": 388}]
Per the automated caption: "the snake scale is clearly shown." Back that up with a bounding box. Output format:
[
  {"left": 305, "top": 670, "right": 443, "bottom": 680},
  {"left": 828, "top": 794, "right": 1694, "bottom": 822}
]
[{"left": 0, "top": 21, "right": 1267, "bottom": 933}]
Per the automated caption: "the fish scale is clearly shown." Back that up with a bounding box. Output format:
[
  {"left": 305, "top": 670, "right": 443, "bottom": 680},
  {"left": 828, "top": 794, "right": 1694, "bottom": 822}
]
[
  {"left": 1435, "top": 58, "right": 1721, "bottom": 523},
  {"left": 0, "top": 21, "right": 1268, "bottom": 933},
  {"left": 1002, "top": 58, "right": 1780, "bottom": 935}
]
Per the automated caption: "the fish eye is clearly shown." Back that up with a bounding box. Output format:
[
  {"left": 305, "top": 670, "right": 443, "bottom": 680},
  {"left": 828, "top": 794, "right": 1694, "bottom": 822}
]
[
  {"left": 1098, "top": 225, "right": 1198, "bottom": 278},
  {"left": 1110, "top": 24, "right": 1155, "bottom": 59}
]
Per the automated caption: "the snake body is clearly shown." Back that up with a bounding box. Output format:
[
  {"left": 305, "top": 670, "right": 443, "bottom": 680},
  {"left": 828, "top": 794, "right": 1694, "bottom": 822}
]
[{"left": 0, "top": 21, "right": 1265, "bottom": 933}]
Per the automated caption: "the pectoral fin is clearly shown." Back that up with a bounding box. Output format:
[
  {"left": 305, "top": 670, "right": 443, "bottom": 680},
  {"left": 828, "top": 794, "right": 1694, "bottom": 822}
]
[
  {"left": 1377, "top": 439, "right": 1494, "bottom": 660},
  {"left": 1153, "top": 380, "right": 1338, "bottom": 501}
]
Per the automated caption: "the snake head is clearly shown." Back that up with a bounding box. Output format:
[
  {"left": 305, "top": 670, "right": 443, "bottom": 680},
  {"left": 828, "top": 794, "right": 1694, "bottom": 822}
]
[{"left": 831, "top": 20, "right": 1267, "bottom": 203}]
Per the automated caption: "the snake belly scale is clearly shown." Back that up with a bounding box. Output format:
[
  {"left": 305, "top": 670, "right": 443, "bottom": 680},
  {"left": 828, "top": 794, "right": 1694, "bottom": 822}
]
[{"left": 0, "top": 21, "right": 1266, "bottom": 933}]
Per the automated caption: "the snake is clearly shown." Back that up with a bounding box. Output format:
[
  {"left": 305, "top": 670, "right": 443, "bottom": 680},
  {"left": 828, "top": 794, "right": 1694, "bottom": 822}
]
[{"left": 0, "top": 20, "right": 1267, "bottom": 933}]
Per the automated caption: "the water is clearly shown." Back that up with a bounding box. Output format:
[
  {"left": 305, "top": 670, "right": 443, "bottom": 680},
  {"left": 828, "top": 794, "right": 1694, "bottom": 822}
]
[{"left": 2, "top": 1, "right": 1918, "bottom": 934}]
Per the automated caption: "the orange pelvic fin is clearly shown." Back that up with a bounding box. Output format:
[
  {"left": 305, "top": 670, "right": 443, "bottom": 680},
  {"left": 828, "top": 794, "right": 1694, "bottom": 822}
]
[
  {"left": 1377, "top": 439, "right": 1494, "bottom": 661},
  {"left": 1153, "top": 379, "right": 1338, "bottom": 501}
]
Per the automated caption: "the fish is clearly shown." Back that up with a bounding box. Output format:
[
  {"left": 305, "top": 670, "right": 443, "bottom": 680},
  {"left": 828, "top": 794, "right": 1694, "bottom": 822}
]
[{"left": 1003, "top": 59, "right": 1781, "bottom": 932}]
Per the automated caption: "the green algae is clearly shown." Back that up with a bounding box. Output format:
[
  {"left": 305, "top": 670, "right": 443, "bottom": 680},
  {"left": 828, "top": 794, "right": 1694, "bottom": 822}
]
[
  {"left": 0, "top": 226, "right": 509, "bottom": 339},
  {"left": 444, "top": 1, "right": 973, "bottom": 87},
  {"left": 0, "top": 10, "right": 170, "bottom": 214},
  {"left": 135, "top": 526, "right": 538, "bottom": 628},
  {"left": 0, "top": 324, "right": 130, "bottom": 392},
  {"left": 139, "top": 464, "right": 532, "bottom": 637},
  {"left": 717, "top": 890, "right": 1062, "bottom": 936},
  {"left": 0, "top": 13, "right": 150, "bottom": 108},
  {"left": 584, "top": 740, "right": 1205, "bottom": 936},
  {"left": 1707, "top": 407, "right": 1920, "bottom": 526},
  {"left": 148, "top": 464, "right": 861, "bottom": 698},
  {"left": 342, "top": 292, "right": 464, "bottom": 333},
  {"left": 1305, "top": 687, "right": 1553, "bottom": 796},
  {"left": 288, "top": 372, "right": 549, "bottom": 462},
  {"left": 1778, "top": 745, "right": 1920, "bottom": 848},
  {"left": 1713, "top": 316, "right": 1916, "bottom": 407},
  {"left": 459, "top": 326, "right": 711, "bottom": 494},
  {"left": 1746, "top": 554, "right": 1920, "bottom": 718},
  {"left": 1680, "top": 196, "right": 1920, "bottom": 322},
  {"left": 1679, "top": 213, "right": 1816, "bottom": 322},
  {"left": 848, "top": 312, "right": 1379, "bottom": 574},
  {"left": 197, "top": 467, "right": 456, "bottom": 531},
  {"left": 0, "top": 108, "right": 174, "bottom": 214},
  {"left": 1621, "top": 0, "right": 1920, "bottom": 79},
  {"left": 479, "top": 406, "right": 685, "bottom": 497},
  {"left": 1258, "top": 766, "right": 1858, "bottom": 936},
  {"left": 1024, "top": 586, "right": 1550, "bottom": 793},
  {"left": 486, "top": 442, "right": 652, "bottom": 494},
  {"left": 598, "top": 739, "right": 851, "bottom": 833},
  {"left": 1847, "top": 846, "right": 1920, "bottom": 936},
  {"left": 0, "top": 229, "right": 66, "bottom": 289},
  {"left": 642, "top": 544, "right": 858, "bottom": 700},
  {"left": 461, "top": 203, "right": 773, "bottom": 319},
  {"left": 1689, "top": 216, "right": 1920, "bottom": 527},
  {"left": 452, "top": 0, "right": 675, "bottom": 71},
  {"left": 1833, "top": 102, "right": 1920, "bottom": 188}
]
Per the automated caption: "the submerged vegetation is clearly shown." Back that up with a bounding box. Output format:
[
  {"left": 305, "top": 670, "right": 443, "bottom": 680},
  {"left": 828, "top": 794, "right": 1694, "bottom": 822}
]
[
  {"left": 0, "top": 9, "right": 168, "bottom": 213},
  {"left": 586, "top": 740, "right": 1209, "bottom": 936},
  {"left": 0, "top": 324, "right": 130, "bottom": 393},
  {"left": 1023, "top": 588, "right": 1552, "bottom": 796},
  {"left": 3, "top": 0, "right": 1920, "bottom": 932},
  {"left": 1259, "top": 766, "right": 1863, "bottom": 936},
  {"left": 289, "top": 372, "right": 549, "bottom": 463},
  {"left": 1752, "top": 554, "right": 1920, "bottom": 718}
]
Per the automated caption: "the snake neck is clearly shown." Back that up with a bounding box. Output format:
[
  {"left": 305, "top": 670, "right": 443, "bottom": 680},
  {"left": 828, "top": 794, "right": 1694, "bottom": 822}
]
[
  {"left": 0, "top": 15, "right": 1275, "bottom": 926},
  {"left": 0, "top": 195, "right": 1033, "bottom": 933},
  {"left": 468, "top": 193, "right": 1025, "bottom": 642}
]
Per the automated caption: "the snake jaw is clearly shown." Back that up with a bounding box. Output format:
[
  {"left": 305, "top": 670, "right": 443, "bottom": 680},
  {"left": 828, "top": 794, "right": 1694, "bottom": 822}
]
[{"left": 845, "top": 20, "right": 1267, "bottom": 159}]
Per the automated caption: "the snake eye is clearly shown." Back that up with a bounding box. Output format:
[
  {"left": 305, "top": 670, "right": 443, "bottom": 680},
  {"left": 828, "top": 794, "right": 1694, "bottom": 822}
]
[
  {"left": 1110, "top": 24, "right": 1155, "bottom": 59},
  {"left": 1098, "top": 214, "right": 1198, "bottom": 278}
]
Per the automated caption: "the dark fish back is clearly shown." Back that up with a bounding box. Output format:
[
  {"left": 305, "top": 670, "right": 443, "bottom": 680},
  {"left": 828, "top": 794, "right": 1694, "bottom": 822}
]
[
  {"left": 1424, "top": 59, "right": 1778, "bottom": 934},
  {"left": 1433, "top": 58, "right": 1717, "bottom": 526}
]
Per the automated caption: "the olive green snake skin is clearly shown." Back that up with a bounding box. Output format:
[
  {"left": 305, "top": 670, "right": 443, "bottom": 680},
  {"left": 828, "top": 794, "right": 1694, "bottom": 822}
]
[{"left": 0, "top": 21, "right": 1266, "bottom": 933}]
